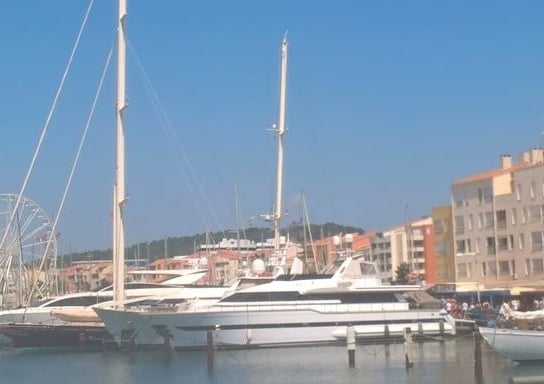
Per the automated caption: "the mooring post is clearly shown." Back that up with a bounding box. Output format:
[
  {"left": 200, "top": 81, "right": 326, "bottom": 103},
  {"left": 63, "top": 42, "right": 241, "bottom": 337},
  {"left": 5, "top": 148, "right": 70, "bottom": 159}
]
[
  {"left": 474, "top": 331, "right": 483, "bottom": 383},
  {"left": 404, "top": 327, "right": 414, "bottom": 369},
  {"left": 347, "top": 324, "right": 355, "bottom": 368},
  {"left": 207, "top": 329, "right": 214, "bottom": 371}
]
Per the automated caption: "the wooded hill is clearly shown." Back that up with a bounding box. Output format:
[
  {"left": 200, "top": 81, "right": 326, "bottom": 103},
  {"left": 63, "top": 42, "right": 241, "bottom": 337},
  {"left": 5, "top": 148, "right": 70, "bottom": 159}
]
[{"left": 64, "top": 222, "right": 364, "bottom": 264}]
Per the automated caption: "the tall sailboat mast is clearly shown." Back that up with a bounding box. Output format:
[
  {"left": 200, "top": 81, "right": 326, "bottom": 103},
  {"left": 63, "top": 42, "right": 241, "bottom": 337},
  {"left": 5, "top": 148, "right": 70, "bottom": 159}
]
[
  {"left": 113, "top": 0, "right": 127, "bottom": 306},
  {"left": 273, "top": 36, "right": 288, "bottom": 255}
]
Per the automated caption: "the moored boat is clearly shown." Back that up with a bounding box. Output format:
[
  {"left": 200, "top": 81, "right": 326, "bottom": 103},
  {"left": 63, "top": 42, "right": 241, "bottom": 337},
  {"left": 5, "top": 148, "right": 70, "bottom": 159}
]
[{"left": 95, "top": 254, "right": 455, "bottom": 349}]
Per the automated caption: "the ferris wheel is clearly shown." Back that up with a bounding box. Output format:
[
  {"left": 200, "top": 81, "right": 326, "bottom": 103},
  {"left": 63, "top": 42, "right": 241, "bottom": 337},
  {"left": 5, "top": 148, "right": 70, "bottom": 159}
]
[{"left": 0, "top": 193, "right": 58, "bottom": 307}]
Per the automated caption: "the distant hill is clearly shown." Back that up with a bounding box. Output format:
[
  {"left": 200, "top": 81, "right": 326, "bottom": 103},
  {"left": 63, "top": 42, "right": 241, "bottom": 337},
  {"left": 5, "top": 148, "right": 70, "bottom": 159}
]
[{"left": 62, "top": 222, "right": 364, "bottom": 264}]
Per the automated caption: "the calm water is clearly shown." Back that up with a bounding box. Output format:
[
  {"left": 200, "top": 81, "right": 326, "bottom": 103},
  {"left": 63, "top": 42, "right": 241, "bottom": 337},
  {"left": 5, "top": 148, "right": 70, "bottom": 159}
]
[{"left": 0, "top": 335, "right": 539, "bottom": 384}]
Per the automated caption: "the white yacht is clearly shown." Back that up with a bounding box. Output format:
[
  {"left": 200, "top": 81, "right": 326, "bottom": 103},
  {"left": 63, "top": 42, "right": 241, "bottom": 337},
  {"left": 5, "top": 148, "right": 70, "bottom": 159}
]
[{"left": 95, "top": 255, "right": 455, "bottom": 349}]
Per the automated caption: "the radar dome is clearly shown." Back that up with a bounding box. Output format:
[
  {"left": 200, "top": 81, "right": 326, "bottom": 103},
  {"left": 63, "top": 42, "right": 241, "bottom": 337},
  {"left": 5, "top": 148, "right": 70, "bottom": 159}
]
[{"left": 252, "top": 259, "right": 266, "bottom": 274}]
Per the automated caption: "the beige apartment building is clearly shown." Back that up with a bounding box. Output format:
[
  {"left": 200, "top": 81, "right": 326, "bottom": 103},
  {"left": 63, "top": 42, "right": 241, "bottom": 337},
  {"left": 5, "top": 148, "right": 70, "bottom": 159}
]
[
  {"left": 431, "top": 205, "right": 456, "bottom": 283},
  {"left": 369, "top": 217, "right": 433, "bottom": 283},
  {"left": 452, "top": 148, "right": 544, "bottom": 287}
]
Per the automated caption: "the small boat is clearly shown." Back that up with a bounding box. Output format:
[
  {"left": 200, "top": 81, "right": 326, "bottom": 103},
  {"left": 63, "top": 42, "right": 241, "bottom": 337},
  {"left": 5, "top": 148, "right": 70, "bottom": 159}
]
[
  {"left": 479, "top": 327, "right": 544, "bottom": 362},
  {"left": 479, "top": 303, "right": 544, "bottom": 362}
]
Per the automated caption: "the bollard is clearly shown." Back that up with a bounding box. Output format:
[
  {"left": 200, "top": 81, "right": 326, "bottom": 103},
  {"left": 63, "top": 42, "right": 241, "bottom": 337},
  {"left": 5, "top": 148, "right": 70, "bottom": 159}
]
[
  {"left": 474, "top": 331, "right": 483, "bottom": 384},
  {"left": 207, "top": 330, "right": 215, "bottom": 371},
  {"left": 404, "top": 327, "right": 413, "bottom": 369},
  {"left": 347, "top": 325, "right": 356, "bottom": 368}
]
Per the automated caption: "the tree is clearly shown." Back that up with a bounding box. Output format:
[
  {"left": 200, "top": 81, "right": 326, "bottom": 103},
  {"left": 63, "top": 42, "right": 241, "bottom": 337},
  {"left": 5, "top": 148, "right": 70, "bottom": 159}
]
[{"left": 394, "top": 262, "right": 410, "bottom": 284}]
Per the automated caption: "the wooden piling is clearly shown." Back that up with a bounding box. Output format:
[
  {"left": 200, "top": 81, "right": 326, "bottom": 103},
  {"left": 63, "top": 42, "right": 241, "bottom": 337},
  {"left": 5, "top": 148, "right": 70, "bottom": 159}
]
[
  {"left": 404, "top": 327, "right": 413, "bottom": 369},
  {"left": 207, "top": 330, "right": 215, "bottom": 371},
  {"left": 474, "top": 331, "right": 483, "bottom": 383},
  {"left": 346, "top": 325, "right": 355, "bottom": 368}
]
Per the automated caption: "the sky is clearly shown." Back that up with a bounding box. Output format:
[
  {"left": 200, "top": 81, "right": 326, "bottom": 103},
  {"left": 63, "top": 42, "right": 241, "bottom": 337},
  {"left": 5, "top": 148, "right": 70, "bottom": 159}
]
[{"left": 1, "top": 1, "right": 544, "bottom": 253}]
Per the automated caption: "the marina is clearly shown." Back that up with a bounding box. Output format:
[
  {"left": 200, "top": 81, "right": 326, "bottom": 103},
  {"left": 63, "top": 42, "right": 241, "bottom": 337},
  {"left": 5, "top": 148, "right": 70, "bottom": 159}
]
[{"left": 3, "top": 1, "right": 544, "bottom": 383}]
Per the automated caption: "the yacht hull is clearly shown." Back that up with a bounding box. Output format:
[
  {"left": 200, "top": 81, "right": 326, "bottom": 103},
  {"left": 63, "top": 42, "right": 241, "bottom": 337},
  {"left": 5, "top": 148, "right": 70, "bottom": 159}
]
[
  {"left": 95, "top": 307, "right": 454, "bottom": 349},
  {"left": 0, "top": 322, "right": 112, "bottom": 348}
]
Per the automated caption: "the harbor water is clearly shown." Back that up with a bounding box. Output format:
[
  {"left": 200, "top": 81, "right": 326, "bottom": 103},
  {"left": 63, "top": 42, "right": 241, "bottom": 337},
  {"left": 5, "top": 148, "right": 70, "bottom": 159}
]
[{"left": 0, "top": 335, "right": 540, "bottom": 384}]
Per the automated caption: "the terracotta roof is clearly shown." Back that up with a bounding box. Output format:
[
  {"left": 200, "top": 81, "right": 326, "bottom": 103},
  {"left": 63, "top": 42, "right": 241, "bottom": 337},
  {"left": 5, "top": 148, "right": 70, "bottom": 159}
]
[{"left": 452, "top": 164, "right": 524, "bottom": 186}]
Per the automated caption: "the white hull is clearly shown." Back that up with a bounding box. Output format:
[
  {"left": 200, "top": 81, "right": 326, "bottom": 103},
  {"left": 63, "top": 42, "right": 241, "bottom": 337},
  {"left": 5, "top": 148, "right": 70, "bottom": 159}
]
[
  {"left": 479, "top": 327, "right": 544, "bottom": 362},
  {"left": 0, "top": 285, "right": 232, "bottom": 326},
  {"left": 95, "top": 306, "right": 454, "bottom": 349}
]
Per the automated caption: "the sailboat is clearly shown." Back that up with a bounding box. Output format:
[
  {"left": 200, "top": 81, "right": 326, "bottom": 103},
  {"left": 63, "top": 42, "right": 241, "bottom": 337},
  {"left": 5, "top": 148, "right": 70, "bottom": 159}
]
[
  {"left": 479, "top": 305, "right": 544, "bottom": 362},
  {"left": 0, "top": 0, "right": 129, "bottom": 348},
  {"left": 0, "top": 0, "right": 240, "bottom": 348}
]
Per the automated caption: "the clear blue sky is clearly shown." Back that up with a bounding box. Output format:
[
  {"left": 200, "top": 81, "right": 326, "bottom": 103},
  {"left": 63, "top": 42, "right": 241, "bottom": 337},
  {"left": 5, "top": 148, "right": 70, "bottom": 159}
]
[{"left": 0, "top": 1, "right": 543, "bottom": 252}]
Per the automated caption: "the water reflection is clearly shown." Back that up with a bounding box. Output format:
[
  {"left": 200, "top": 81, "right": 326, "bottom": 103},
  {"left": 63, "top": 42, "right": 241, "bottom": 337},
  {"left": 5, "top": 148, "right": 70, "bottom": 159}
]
[{"left": 0, "top": 336, "right": 540, "bottom": 384}]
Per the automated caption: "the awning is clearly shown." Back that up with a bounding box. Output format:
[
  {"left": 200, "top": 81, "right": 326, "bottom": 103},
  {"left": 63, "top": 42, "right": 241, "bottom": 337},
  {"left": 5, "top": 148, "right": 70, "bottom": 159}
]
[{"left": 510, "top": 287, "right": 536, "bottom": 296}]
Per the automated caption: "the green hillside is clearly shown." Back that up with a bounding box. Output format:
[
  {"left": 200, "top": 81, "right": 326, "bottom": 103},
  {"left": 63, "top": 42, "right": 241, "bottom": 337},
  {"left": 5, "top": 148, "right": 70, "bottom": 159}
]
[{"left": 63, "top": 222, "right": 364, "bottom": 264}]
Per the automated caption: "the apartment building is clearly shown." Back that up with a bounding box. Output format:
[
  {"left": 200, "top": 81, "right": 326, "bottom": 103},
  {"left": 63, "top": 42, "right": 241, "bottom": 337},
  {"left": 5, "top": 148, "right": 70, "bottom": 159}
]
[
  {"left": 451, "top": 148, "right": 544, "bottom": 287},
  {"left": 369, "top": 217, "right": 434, "bottom": 283},
  {"left": 431, "top": 205, "right": 456, "bottom": 284}
]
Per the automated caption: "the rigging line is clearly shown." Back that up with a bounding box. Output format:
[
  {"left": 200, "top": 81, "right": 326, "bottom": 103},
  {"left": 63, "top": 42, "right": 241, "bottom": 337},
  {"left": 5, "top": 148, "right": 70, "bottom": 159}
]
[
  {"left": 127, "top": 41, "right": 227, "bottom": 236},
  {"left": 26, "top": 41, "right": 114, "bottom": 308},
  {"left": 129, "top": 57, "right": 207, "bottom": 233},
  {"left": 130, "top": 44, "right": 226, "bottom": 237},
  {"left": 0, "top": 0, "right": 95, "bottom": 266}
]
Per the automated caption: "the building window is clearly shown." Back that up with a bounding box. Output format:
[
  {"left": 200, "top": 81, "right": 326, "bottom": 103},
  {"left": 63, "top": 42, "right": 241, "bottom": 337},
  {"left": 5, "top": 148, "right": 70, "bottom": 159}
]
[
  {"left": 486, "top": 237, "right": 495, "bottom": 255},
  {"left": 434, "top": 220, "right": 444, "bottom": 234},
  {"left": 456, "top": 240, "right": 466, "bottom": 255},
  {"left": 522, "top": 207, "right": 527, "bottom": 224},
  {"left": 529, "top": 205, "right": 542, "bottom": 223},
  {"left": 455, "top": 216, "right": 464, "bottom": 235},
  {"left": 457, "top": 263, "right": 468, "bottom": 279},
  {"left": 516, "top": 183, "right": 522, "bottom": 201},
  {"left": 496, "top": 210, "right": 507, "bottom": 229},
  {"left": 475, "top": 238, "right": 480, "bottom": 254},
  {"left": 478, "top": 213, "right": 484, "bottom": 229},
  {"left": 466, "top": 239, "right": 472, "bottom": 253},
  {"left": 525, "top": 258, "right": 531, "bottom": 275},
  {"left": 531, "top": 181, "right": 537, "bottom": 199},
  {"left": 531, "top": 231, "right": 543, "bottom": 252},
  {"left": 484, "top": 212, "right": 494, "bottom": 228},
  {"left": 483, "top": 187, "right": 493, "bottom": 203},
  {"left": 532, "top": 259, "right": 544, "bottom": 274},
  {"left": 519, "top": 233, "right": 525, "bottom": 250},
  {"left": 481, "top": 261, "right": 487, "bottom": 277},
  {"left": 497, "top": 236, "right": 509, "bottom": 251},
  {"left": 499, "top": 260, "right": 510, "bottom": 276},
  {"left": 468, "top": 214, "right": 473, "bottom": 231},
  {"left": 511, "top": 208, "right": 517, "bottom": 225},
  {"left": 487, "top": 261, "right": 497, "bottom": 277}
]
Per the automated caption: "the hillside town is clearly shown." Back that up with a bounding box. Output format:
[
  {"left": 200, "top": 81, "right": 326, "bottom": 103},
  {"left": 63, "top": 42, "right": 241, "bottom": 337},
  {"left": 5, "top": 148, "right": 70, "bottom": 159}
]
[{"left": 55, "top": 147, "right": 544, "bottom": 310}]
